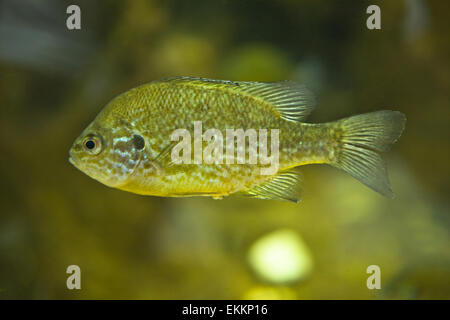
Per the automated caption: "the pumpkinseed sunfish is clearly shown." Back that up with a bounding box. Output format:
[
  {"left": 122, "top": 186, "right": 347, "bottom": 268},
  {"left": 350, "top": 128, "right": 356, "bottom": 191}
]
[{"left": 69, "top": 77, "right": 406, "bottom": 202}]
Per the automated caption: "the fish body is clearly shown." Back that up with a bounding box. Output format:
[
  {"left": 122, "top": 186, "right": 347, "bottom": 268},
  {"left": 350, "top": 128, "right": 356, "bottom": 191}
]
[{"left": 69, "top": 77, "right": 406, "bottom": 202}]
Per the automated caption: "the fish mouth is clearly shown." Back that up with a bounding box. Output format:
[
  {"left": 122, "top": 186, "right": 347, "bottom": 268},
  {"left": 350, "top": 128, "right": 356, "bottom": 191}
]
[
  {"left": 68, "top": 155, "right": 81, "bottom": 171},
  {"left": 68, "top": 150, "right": 80, "bottom": 170}
]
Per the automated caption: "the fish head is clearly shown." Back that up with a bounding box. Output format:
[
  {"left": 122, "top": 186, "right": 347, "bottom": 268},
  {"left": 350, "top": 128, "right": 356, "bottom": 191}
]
[{"left": 69, "top": 116, "right": 146, "bottom": 189}]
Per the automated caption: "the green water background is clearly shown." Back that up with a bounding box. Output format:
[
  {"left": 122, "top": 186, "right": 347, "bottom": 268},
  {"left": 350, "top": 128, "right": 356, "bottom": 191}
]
[{"left": 0, "top": 0, "right": 448, "bottom": 299}]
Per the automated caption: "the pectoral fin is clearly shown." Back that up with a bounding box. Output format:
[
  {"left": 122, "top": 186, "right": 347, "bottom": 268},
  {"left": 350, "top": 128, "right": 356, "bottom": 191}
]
[
  {"left": 240, "top": 167, "right": 303, "bottom": 203},
  {"left": 153, "top": 140, "right": 179, "bottom": 169}
]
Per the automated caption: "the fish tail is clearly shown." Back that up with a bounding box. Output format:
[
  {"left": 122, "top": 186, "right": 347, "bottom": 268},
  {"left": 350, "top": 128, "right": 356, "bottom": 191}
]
[{"left": 330, "top": 110, "right": 406, "bottom": 198}]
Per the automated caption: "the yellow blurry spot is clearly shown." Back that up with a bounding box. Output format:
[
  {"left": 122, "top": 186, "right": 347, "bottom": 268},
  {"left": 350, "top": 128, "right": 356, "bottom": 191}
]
[
  {"left": 243, "top": 286, "right": 297, "bottom": 300},
  {"left": 248, "top": 229, "right": 313, "bottom": 283},
  {"left": 220, "top": 43, "right": 292, "bottom": 81},
  {"left": 154, "top": 34, "right": 216, "bottom": 75}
]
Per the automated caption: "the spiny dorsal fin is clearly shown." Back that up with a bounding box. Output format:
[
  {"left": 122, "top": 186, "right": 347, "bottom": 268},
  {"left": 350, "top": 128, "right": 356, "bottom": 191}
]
[
  {"left": 159, "top": 77, "right": 316, "bottom": 123},
  {"left": 240, "top": 167, "right": 303, "bottom": 203}
]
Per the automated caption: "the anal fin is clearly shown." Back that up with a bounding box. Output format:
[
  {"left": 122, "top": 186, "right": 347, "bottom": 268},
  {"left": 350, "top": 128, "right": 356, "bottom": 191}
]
[{"left": 240, "top": 167, "right": 303, "bottom": 203}]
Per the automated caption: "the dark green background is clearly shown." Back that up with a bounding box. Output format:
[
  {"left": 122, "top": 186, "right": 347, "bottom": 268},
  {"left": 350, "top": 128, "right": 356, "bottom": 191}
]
[{"left": 0, "top": 0, "right": 448, "bottom": 299}]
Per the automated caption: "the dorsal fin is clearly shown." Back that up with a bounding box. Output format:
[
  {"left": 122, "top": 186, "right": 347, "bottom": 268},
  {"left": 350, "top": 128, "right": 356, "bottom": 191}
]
[
  {"left": 158, "top": 77, "right": 316, "bottom": 123},
  {"left": 240, "top": 167, "right": 303, "bottom": 203}
]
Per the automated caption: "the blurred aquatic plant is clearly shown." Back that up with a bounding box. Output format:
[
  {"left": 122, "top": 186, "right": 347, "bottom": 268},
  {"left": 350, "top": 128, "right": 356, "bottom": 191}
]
[
  {"left": 0, "top": 0, "right": 95, "bottom": 76},
  {"left": 219, "top": 43, "right": 293, "bottom": 81},
  {"left": 403, "top": 0, "right": 430, "bottom": 44},
  {"left": 152, "top": 33, "right": 217, "bottom": 76}
]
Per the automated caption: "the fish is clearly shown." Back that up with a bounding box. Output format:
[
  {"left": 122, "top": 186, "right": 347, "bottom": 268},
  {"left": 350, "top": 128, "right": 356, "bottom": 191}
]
[{"left": 69, "top": 76, "right": 406, "bottom": 203}]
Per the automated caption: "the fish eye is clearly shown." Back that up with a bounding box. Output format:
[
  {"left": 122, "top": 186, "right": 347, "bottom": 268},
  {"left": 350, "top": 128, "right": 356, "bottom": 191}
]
[
  {"left": 85, "top": 140, "right": 95, "bottom": 149},
  {"left": 82, "top": 135, "right": 102, "bottom": 155}
]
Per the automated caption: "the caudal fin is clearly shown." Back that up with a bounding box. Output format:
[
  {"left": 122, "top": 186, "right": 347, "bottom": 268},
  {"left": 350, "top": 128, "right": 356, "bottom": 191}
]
[{"left": 331, "top": 110, "right": 406, "bottom": 198}]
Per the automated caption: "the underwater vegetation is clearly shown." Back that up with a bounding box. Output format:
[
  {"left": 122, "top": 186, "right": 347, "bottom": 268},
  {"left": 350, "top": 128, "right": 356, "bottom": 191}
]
[{"left": 0, "top": 0, "right": 449, "bottom": 299}]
